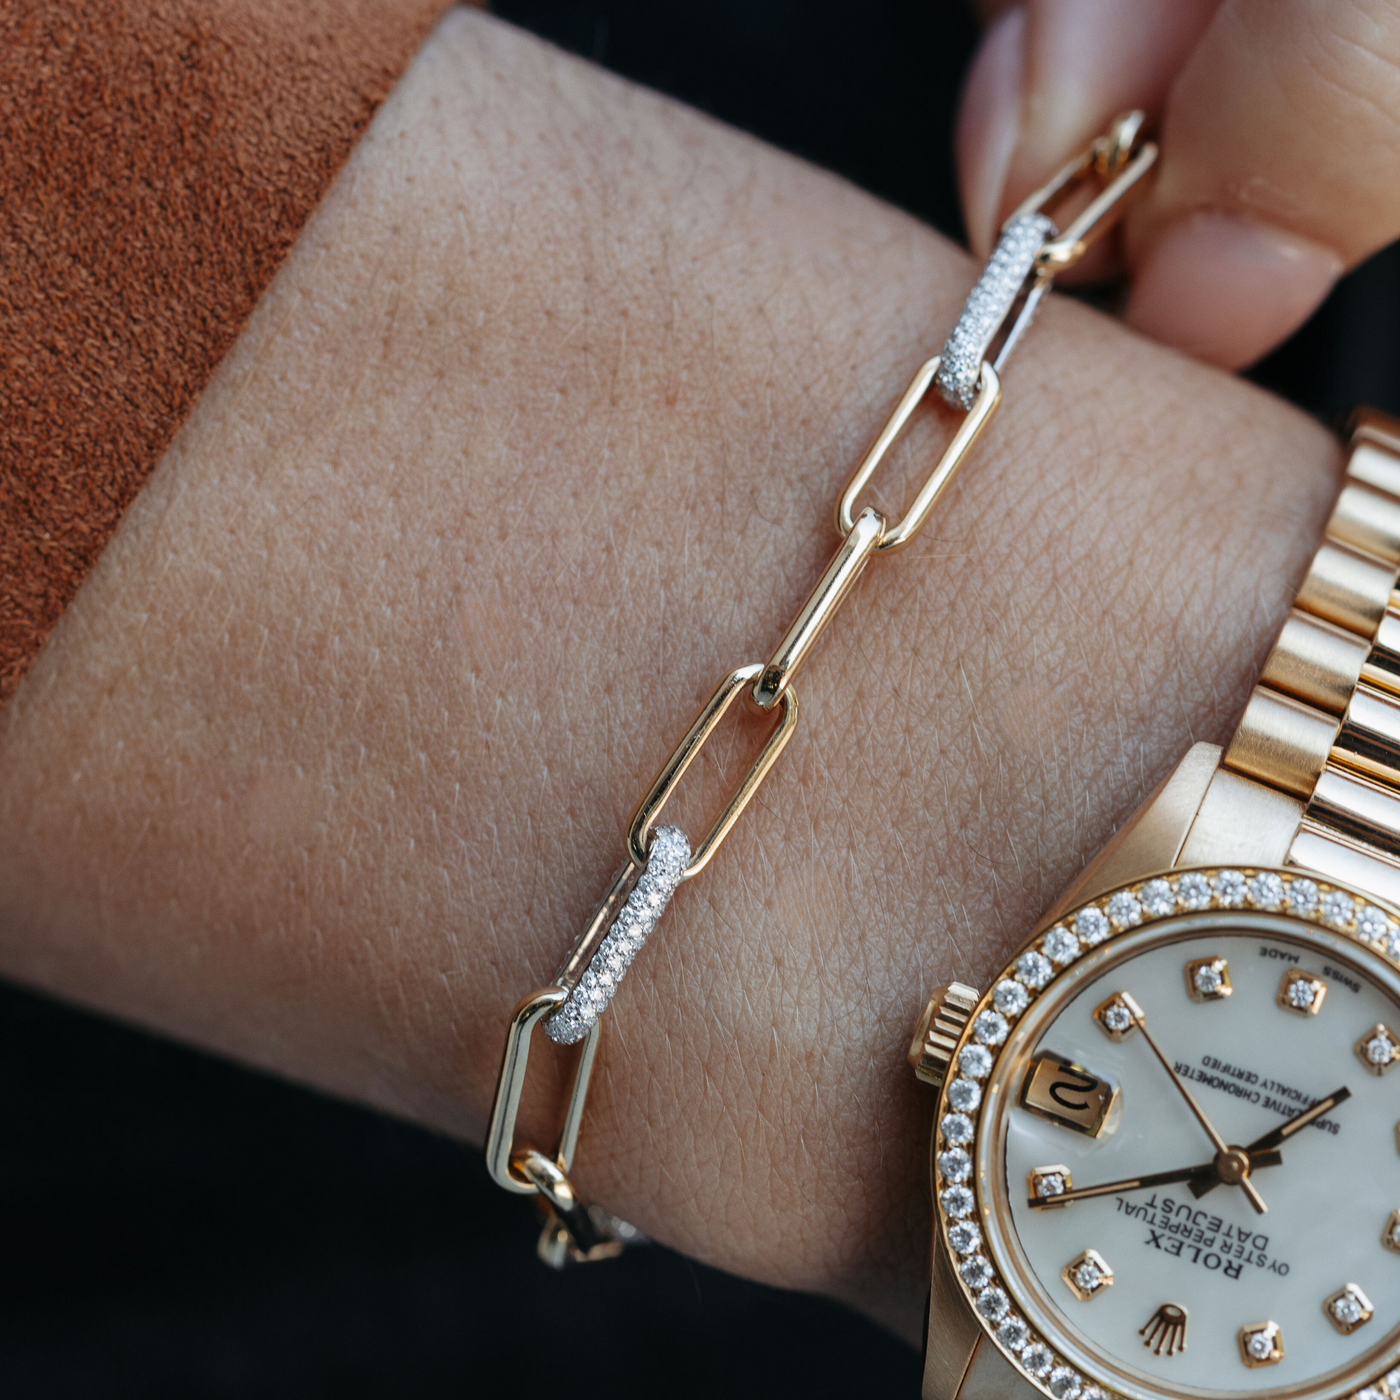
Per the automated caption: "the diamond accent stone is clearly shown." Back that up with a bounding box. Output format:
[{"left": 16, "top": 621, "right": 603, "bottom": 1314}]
[
  {"left": 1044, "top": 927, "right": 1080, "bottom": 964},
  {"left": 997, "top": 1316, "right": 1030, "bottom": 1350},
  {"left": 1035, "top": 1172, "right": 1067, "bottom": 1199},
  {"left": 976, "top": 1286, "right": 1011, "bottom": 1323},
  {"left": 948, "top": 1078, "right": 982, "bottom": 1112},
  {"left": 1288, "top": 878, "right": 1320, "bottom": 915},
  {"left": 937, "top": 1148, "right": 971, "bottom": 1182},
  {"left": 1075, "top": 1261, "right": 1103, "bottom": 1290},
  {"left": 1382, "top": 1367, "right": 1400, "bottom": 1393},
  {"left": 1194, "top": 963, "right": 1225, "bottom": 996},
  {"left": 1357, "top": 1387, "right": 1385, "bottom": 1400},
  {"left": 934, "top": 214, "right": 1054, "bottom": 410},
  {"left": 974, "top": 1010, "right": 1010, "bottom": 1045},
  {"left": 1049, "top": 1367, "right": 1082, "bottom": 1400},
  {"left": 1107, "top": 890, "right": 1142, "bottom": 928},
  {"left": 1141, "top": 878, "right": 1175, "bottom": 916},
  {"left": 948, "top": 1221, "right": 982, "bottom": 1255},
  {"left": 1102, "top": 1003, "right": 1133, "bottom": 1034},
  {"left": 1247, "top": 1331, "right": 1275, "bottom": 1360},
  {"left": 1359, "top": 906, "right": 1393, "bottom": 941},
  {"left": 960, "top": 1044, "right": 994, "bottom": 1079},
  {"left": 942, "top": 1184, "right": 975, "bottom": 1218},
  {"left": 1250, "top": 871, "right": 1285, "bottom": 909},
  {"left": 994, "top": 979, "right": 1031, "bottom": 1016},
  {"left": 1214, "top": 869, "right": 1247, "bottom": 907},
  {"left": 545, "top": 825, "right": 690, "bottom": 1044},
  {"left": 1323, "top": 890, "right": 1357, "bottom": 927},
  {"left": 1288, "top": 978, "right": 1317, "bottom": 1009},
  {"left": 1016, "top": 951, "right": 1053, "bottom": 989},
  {"left": 1365, "top": 1032, "right": 1398, "bottom": 1067},
  {"left": 942, "top": 1113, "right": 975, "bottom": 1145},
  {"left": 1022, "top": 1343, "right": 1054, "bottom": 1377},
  {"left": 1332, "top": 1293, "right": 1365, "bottom": 1326},
  {"left": 1328, "top": 1283, "right": 1373, "bottom": 1331},
  {"left": 1178, "top": 872, "right": 1212, "bottom": 910},
  {"left": 960, "top": 1254, "right": 995, "bottom": 1290},
  {"left": 1075, "top": 907, "right": 1111, "bottom": 945}
]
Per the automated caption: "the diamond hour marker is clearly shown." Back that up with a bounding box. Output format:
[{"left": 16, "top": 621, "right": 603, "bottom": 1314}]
[
  {"left": 1325, "top": 1283, "right": 1374, "bottom": 1334},
  {"left": 1278, "top": 969, "right": 1326, "bottom": 1016},
  {"left": 1382, "top": 1210, "right": 1400, "bottom": 1254},
  {"left": 1238, "top": 1321, "right": 1283, "bottom": 1368},
  {"left": 1185, "top": 957, "right": 1231, "bottom": 1003},
  {"left": 1028, "top": 1165, "right": 1072, "bottom": 1206},
  {"left": 1356, "top": 1024, "right": 1400, "bottom": 1075},
  {"left": 1094, "top": 991, "right": 1142, "bottom": 1041},
  {"left": 1062, "top": 1249, "right": 1113, "bottom": 1302}
]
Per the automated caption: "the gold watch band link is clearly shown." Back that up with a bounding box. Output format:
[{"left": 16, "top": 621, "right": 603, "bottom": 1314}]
[{"left": 1213, "top": 409, "right": 1400, "bottom": 905}]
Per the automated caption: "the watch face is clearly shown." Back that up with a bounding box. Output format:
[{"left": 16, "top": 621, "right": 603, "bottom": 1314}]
[{"left": 933, "top": 868, "right": 1400, "bottom": 1400}]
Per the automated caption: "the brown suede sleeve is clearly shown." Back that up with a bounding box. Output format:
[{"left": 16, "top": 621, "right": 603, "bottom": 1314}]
[{"left": 0, "top": 0, "right": 455, "bottom": 704}]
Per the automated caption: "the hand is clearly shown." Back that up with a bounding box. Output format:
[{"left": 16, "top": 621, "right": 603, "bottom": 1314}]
[
  {"left": 1121, "top": 993, "right": 1268, "bottom": 1213},
  {"left": 1028, "top": 1149, "right": 1282, "bottom": 1209},
  {"left": 1188, "top": 1086, "right": 1351, "bottom": 1198},
  {"left": 958, "top": 0, "right": 1400, "bottom": 369}
]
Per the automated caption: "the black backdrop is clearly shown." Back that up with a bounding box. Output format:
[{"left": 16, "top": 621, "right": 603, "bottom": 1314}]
[{"left": 6, "top": 4, "right": 1399, "bottom": 1396}]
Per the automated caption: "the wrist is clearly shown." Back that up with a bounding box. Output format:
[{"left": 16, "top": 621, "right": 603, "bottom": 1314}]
[{"left": 0, "top": 7, "right": 1339, "bottom": 1336}]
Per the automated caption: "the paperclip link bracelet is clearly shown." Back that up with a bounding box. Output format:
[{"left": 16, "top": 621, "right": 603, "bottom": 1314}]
[{"left": 483, "top": 112, "right": 1160, "bottom": 1268}]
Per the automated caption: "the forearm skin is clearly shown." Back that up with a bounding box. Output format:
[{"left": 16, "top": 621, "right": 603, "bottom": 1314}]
[{"left": 0, "top": 9, "right": 1335, "bottom": 1337}]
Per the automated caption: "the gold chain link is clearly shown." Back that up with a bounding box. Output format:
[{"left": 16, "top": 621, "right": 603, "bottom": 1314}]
[{"left": 483, "top": 111, "right": 1158, "bottom": 1267}]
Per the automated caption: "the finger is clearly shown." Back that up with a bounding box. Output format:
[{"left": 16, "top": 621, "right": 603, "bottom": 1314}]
[
  {"left": 956, "top": 0, "right": 1221, "bottom": 258},
  {"left": 1124, "top": 0, "right": 1400, "bottom": 368}
]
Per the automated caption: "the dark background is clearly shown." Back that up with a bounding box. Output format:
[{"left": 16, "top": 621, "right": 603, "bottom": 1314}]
[{"left": 7, "top": 3, "right": 1399, "bottom": 1396}]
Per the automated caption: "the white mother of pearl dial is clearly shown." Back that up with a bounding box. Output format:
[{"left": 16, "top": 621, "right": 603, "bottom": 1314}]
[{"left": 939, "top": 872, "right": 1400, "bottom": 1400}]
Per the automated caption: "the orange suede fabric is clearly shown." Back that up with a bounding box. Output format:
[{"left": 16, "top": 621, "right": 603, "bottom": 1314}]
[{"left": 0, "top": 0, "right": 455, "bottom": 703}]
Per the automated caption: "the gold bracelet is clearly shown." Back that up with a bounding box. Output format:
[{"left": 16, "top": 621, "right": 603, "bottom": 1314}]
[{"left": 483, "top": 111, "right": 1160, "bottom": 1268}]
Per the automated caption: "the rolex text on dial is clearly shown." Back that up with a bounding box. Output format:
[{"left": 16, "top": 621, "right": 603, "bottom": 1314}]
[{"left": 933, "top": 870, "right": 1400, "bottom": 1400}]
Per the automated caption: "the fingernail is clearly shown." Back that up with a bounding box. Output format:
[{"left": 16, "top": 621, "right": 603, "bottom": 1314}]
[
  {"left": 1126, "top": 213, "right": 1342, "bottom": 370},
  {"left": 956, "top": 5, "right": 1025, "bottom": 258}
]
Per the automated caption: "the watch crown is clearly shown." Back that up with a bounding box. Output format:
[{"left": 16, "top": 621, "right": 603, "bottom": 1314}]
[{"left": 909, "top": 982, "right": 981, "bottom": 1089}]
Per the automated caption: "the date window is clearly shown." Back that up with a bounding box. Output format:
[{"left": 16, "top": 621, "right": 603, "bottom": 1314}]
[{"left": 1020, "top": 1051, "right": 1119, "bottom": 1138}]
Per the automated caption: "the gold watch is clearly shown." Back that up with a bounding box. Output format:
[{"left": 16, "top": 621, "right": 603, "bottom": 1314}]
[{"left": 914, "top": 410, "right": 1400, "bottom": 1400}]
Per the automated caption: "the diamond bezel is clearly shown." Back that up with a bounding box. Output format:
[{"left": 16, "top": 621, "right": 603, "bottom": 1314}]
[{"left": 931, "top": 867, "right": 1400, "bottom": 1400}]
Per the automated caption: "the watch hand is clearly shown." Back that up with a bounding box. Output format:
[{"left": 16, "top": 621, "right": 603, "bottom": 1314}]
[
  {"left": 1120, "top": 992, "right": 1269, "bottom": 1214},
  {"left": 1027, "top": 1150, "right": 1283, "bottom": 1209},
  {"left": 1188, "top": 1087, "right": 1350, "bottom": 1198},
  {"left": 1244, "top": 1085, "right": 1351, "bottom": 1152}
]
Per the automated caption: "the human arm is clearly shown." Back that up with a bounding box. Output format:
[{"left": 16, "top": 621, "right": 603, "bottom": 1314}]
[{"left": 0, "top": 8, "right": 1338, "bottom": 1339}]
